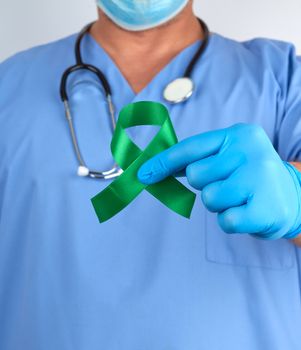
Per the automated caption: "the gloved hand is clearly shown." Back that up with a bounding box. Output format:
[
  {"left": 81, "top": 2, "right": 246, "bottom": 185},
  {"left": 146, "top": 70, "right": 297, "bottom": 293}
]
[{"left": 137, "top": 123, "right": 301, "bottom": 240}]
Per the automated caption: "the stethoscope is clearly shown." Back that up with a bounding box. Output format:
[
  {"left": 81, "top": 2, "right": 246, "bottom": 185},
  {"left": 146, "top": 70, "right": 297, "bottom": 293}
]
[{"left": 60, "top": 18, "right": 210, "bottom": 180}]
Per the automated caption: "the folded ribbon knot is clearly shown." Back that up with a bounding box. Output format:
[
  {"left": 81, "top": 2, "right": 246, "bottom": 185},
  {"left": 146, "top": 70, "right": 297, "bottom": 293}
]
[{"left": 91, "top": 101, "right": 196, "bottom": 223}]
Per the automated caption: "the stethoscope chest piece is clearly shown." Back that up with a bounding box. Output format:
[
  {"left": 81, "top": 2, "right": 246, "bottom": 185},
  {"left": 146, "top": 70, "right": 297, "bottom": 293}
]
[{"left": 163, "top": 77, "right": 194, "bottom": 104}]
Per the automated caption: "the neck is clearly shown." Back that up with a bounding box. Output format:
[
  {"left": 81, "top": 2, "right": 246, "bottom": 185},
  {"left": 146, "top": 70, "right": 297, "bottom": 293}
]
[{"left": 90, "top": 3, "right": 203, "bottom": 62}]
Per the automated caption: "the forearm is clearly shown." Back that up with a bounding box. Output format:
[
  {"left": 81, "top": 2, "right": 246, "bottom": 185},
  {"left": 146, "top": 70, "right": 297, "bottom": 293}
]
[{"left": 290, "top": 162, "right": 301, "bottom": 247}]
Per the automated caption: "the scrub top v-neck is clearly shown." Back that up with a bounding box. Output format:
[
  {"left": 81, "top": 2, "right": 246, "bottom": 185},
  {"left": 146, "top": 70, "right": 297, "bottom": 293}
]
[
  {"left": 0, "top": 28, "right": 301, "bottom": 350},
  {"left": 82, "top": 31, "right": 208, "bottom": 112}
]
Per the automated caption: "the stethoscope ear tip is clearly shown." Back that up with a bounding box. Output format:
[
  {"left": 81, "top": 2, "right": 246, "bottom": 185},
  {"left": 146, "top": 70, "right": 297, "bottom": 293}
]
[{"left": 78, "top": 166, "right": 90, "bottom": 177}]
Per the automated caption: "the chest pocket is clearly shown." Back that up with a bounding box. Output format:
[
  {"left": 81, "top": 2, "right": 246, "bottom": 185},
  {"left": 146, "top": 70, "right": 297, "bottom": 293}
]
[{"left": 205, "top": 211, "right": 295, "bottom": 269}]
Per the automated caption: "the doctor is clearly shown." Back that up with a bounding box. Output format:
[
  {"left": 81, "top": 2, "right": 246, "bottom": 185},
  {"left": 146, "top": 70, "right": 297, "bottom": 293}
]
[{"left": 0, "top": 0, "right": 301, "bottom": 349}]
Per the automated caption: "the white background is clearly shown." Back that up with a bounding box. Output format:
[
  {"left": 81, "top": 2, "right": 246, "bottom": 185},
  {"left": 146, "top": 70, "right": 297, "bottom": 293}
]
[{"left": 0, "top": 0, "right": 301, "bottom": 62}]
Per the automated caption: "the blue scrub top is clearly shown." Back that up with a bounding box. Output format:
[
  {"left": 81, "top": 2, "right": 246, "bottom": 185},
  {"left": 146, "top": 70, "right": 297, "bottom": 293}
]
[{"left": 0, "top": 29, "right": 301, "bottom": 350}]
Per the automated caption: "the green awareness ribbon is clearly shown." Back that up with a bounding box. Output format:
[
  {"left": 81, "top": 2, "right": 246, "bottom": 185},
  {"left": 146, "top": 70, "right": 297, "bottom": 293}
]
[{"left": 91, "top": 101, "right": 196, "bottom": 223}]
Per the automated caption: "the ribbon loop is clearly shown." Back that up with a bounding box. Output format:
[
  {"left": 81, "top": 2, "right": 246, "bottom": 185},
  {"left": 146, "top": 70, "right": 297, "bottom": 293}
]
[{"left": 91, "top": 101, "right": 196, "bottom": 223}]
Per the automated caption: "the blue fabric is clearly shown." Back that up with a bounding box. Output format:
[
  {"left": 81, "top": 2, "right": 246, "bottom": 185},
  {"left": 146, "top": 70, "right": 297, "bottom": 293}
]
[
  {"left": 97, "top": 0, "right": 189, "bottom": 31},
  {"left": 0, "top": 30, "right": 301, "bottom": 350}
]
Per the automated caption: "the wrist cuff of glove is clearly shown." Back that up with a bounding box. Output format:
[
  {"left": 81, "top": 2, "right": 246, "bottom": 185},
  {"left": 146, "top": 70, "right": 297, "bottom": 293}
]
[{"left": 284, "top": 162, "right": 301, "bottom": 239}]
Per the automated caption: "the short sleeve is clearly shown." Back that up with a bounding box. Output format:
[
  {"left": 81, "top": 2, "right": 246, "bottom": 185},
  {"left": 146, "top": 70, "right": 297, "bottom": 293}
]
[{"left": 275, "top": 43, "right": 301, "bottom": 161}]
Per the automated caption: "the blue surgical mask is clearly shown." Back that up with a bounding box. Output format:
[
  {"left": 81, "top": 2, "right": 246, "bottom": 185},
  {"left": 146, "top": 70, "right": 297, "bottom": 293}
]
[{"left": 97, "top": 0, "right": 189, "bottom": 31}]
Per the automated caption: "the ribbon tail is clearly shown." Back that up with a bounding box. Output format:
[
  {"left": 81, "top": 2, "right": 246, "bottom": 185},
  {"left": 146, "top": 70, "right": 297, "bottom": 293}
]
[
  {"left": 91, "top": 163, "right": 147, "bottom": 223},
  {"left": 91, "top": 187, "right": 127, "bottom": 223},
  {"left": 147, "top": 178, "right": 196, "bottom": 219},
  {"left": 91, "top": 184, "right": 144, "bottom": 224}
]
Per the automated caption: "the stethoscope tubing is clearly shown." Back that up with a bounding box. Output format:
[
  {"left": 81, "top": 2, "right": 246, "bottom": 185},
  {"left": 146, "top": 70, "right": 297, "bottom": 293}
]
[{"left": 60, "top": 18, "right": 210, "bottom": 180}]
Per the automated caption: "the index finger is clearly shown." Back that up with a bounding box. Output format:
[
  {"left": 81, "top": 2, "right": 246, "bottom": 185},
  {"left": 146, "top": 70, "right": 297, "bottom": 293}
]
[{"left": 137, "top": 128, "right": 226, "bottom": 184}]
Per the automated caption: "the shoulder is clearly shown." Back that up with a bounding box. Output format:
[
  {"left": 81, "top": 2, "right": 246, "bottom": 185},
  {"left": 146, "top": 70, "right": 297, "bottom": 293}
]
[
  {"left": 243, "top": 36, "right": 299, "bottom": 64},
  {"left": 0, "top": 34, "right": 77, "bottom": 67},
  {"left": 213, "top": 32, "right": 298, "bottom": 62},
  {"left": 212, "top": 33, "right": 300, "bottom": 86},
  {"left": 0, "top": 34, "right": 78, "bottom": 111},
  {"left": 0, "top": 34, "right": 77, "bottom": 87}
]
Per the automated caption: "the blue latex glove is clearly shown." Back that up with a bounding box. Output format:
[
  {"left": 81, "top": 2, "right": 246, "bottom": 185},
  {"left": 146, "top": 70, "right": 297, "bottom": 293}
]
[{"left": 138, "top": 124, "right": 301, "bottom": 240}]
